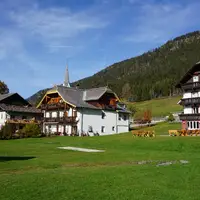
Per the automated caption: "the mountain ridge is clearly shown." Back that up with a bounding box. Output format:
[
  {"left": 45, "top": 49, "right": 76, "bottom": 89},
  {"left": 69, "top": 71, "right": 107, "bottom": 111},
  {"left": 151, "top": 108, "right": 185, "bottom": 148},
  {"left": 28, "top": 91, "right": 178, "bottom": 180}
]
[{"left": 28, "top": 30, "right": 200, "bottom": 106}]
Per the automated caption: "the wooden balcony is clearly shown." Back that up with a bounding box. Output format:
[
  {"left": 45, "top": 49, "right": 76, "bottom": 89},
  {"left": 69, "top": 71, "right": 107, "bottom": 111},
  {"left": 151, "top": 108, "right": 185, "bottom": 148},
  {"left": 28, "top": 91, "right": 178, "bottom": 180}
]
[
  {"left": 6, "top": 119, "right": 41, "bottom": 124},
  {"left": 44, "top": 116, "right": 77, "bottom": 124},
  {"left": 179, "top": 113, "right": 200, "bottom": 121},
  {"left": 40, "top": 103, "right": 65, "bottom": 110},
  {"left": 182, "top": 82, "right": 200, "bottom": 91},
  {"left": 181, "top": 97, "right": 200, "bottom": 105}
]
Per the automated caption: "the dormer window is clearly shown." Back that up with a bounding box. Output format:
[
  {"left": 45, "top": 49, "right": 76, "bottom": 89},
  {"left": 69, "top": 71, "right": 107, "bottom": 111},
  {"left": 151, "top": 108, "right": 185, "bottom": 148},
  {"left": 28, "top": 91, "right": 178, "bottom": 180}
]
[{"left": 193, "top": 75, "right": 199, "bottom": 82}]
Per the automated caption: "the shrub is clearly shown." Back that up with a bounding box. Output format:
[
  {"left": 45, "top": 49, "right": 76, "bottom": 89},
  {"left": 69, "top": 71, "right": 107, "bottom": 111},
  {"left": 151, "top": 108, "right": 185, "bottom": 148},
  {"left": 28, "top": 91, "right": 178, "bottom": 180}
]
[
  {"left": 0, "top": 124, "right": 15, "bottom": 140},
  {"left": 134, "top": 108, "right": 152, "bottom": 124},
  {"left": 21, "top": 123, "right": 41, "bottom": 138},
  {"left": 168, "top": 113, "right": 175, "bottom": 122}
]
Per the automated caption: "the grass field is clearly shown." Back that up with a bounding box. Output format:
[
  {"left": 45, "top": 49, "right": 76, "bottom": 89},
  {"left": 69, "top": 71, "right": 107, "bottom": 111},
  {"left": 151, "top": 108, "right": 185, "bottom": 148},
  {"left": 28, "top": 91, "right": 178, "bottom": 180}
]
[
  {"left": 132, "top": 96, "right": 182, "bottom": 117},
  {"left": 1, "top": 122, "right": 200, "bottom": 200}
]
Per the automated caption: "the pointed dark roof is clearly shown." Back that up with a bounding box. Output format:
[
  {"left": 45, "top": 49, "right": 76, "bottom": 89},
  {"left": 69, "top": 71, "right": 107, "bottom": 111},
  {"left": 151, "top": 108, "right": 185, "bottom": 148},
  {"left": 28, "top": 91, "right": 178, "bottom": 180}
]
[
  {"left": 0, "top": 93, "right": 31, "bottom": 106},
  {"left": 0, "top": 93, "right": 15, "bottom": 102},
  {"left": 176, "top": 61, "right": 200, "bottom": 88},
  {"left": 0, "top": 103, "right": 41, "bottom": 113}
]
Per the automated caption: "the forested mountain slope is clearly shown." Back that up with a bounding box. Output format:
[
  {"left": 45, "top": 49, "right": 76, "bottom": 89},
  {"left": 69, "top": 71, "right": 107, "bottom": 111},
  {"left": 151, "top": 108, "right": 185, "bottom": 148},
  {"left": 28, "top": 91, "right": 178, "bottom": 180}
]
[{"left": 28, "top": 31, "right": 200, "bottom": 105}]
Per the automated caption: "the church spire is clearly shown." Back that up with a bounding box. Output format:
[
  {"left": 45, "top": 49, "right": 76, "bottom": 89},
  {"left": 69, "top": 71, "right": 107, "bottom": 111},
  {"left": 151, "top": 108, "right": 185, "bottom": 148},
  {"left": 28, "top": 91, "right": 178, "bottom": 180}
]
[{"left": 63, "top": 65, "right": 70, "bottom": 87}]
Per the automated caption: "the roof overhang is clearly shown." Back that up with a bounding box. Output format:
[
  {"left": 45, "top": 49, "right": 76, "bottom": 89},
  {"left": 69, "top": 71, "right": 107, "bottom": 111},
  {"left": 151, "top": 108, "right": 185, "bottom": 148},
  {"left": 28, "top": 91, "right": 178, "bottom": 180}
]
[
  {"left": 37, "top": 89, "right": 76, "bottom": 108},
  {"left": 175, "top": 61, "right": 200, "bottom": 88}
]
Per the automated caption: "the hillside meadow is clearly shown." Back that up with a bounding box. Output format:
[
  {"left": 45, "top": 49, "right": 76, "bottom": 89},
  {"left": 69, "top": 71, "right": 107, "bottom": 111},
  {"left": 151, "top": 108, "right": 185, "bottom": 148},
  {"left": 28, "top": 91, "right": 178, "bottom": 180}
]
[{"left": 131, "top": 96, "right": 182, "bottom": 117}]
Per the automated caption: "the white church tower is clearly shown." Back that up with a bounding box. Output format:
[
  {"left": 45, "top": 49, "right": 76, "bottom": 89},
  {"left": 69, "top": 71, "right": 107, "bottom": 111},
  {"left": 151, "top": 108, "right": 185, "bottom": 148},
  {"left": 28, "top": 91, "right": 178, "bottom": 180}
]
[{"left": 63, "top": 65, "right": 70, "bottom": 87}]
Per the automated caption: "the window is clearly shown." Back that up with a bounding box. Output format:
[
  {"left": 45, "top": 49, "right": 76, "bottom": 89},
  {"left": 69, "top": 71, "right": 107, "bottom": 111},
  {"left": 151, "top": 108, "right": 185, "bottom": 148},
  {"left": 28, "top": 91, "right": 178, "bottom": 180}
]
[
  {"left": 118, "top": 114, "right": 121, "bottom": 121},
  {"left": 59, "top": 111, "right": 64, "bottom": 117},
  {"left": 194, "top": 121, "right": 196, "bottom": 129},
  {"left": 193, "top": 75, "right": 199, "bottom": 82},
  {"left": 102, "top": 112, "right": 105, "bottom": 119},
  {"left": 88, "top": 126, "right": 93, "bottom": 132},
  {"left": 46, "top": 112, "right": 50, "bottom": 118},
  {"left": 123, "top": 115, "right": 127, "bottom": 121},
  {"left": 193, "top": 107, "right": 199, "bottom": 114},
  {"left": 73, "top": 110, "right": 77, "bottom": 117},
  {"left": 112, "top": 126, "right": 115, "bottom": 131},
  {"left": 190, "top": 121, "right": 193, "bottom": 129},
  {"left": 187, "top": 121, "right": 190, "bottom": 129},
  {"left": 52, "top": 112, "right": 57, "bottom": 118},
  {"left": 101, "top": 126, "right": 105, "bottom": 133},
  {"left": 197, "top": 122, "right": 199, "bottom": 129}
]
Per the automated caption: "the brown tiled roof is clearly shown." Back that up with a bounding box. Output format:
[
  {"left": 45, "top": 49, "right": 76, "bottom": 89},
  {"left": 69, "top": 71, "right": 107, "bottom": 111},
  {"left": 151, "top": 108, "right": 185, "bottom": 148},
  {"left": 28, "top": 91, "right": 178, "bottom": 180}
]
[{"left": 0, "top": 103, "right": 41, "bottom": 114}]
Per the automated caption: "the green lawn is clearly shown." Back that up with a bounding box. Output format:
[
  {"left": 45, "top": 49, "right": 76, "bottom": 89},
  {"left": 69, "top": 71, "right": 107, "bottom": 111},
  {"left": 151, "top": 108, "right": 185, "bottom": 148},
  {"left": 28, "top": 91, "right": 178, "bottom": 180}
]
[
  {"left": 1, "top": 122, "right": 200, "bottom": 200},
  {"left": 132, "top": 96, "right": 182, "bottom": 117}
]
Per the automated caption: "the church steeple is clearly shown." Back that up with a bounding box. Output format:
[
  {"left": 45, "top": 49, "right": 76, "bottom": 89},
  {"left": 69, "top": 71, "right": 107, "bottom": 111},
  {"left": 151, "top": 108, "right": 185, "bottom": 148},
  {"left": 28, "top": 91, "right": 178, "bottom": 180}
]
[{"left": 63, "top": 65, "right": 70, "bottom": 87}]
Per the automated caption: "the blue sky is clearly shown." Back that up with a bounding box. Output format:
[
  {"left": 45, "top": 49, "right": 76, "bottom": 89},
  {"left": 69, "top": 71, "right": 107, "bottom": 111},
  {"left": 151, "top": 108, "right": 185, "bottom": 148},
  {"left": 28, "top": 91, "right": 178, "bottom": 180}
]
[{"left": 0, "top": 0, "right": 200, "bottom": 98}]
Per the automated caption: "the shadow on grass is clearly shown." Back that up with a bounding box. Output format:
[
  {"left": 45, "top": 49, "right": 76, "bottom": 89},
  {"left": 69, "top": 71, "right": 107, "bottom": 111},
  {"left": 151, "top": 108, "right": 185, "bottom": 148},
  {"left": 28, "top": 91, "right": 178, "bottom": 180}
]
[{"left": 0, "top": 156, "right": 36, "bottom": 162}]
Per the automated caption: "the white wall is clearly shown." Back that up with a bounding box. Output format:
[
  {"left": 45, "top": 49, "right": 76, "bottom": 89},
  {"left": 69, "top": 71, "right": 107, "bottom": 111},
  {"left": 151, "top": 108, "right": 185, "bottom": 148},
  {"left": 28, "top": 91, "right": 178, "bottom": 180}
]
[
  {"left": 184, "top": 106, "right": 192, "bottom": 114},
  {"left": 101, "top": 111, "right": 118, "bottom": 135},
  {"left": 0, "top": 111, "right": 8, "bottom": 129},
  {"left": 117, "top": 112, "right": 129, "bottom": 133},
  {"left": 183, "top": 92, "right": 191, "bottom": 99},
  {"left": 77, "top": 108, "right": 101, "bottom": 135},
  {"left": 45, "top": 108, "right": 73, "bottom": 118},
  {"left": 77, "top": 109, "right": 129, "bottom": 136},
  {"left": 191, "top": 92, "right": 199, "bottom": 98}
]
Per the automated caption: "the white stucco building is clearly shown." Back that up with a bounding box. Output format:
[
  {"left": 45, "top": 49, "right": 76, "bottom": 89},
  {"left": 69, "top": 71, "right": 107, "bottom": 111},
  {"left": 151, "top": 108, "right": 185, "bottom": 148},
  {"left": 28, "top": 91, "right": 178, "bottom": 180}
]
[
  {"left": 37, "top": 67, "right": 130, "bottom": 136},
  {"left": 0, "top": 93, "right": 41, "bottom": 130},
  {"left": 177, "top": 61, "right": 200, "bottom": 130}
]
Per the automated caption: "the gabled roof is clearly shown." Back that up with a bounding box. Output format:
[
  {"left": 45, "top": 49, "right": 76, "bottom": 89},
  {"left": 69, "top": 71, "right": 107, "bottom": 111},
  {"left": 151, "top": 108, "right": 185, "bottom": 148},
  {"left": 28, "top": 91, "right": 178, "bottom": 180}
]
[
  {"left": 37, "top": 85, "right": 120, "bottom": 110},
  {"left": 0, "top": 93, "right": 31, "bottom": 106},
  {"left": 0, "top": 93, "right": 15, "bottom": 102},
  {"left": 176, "top": 61, "right": 200, "bottom": 88},
  {"left": 56, "top": 86, "right": 99, "bottom": 109},
  {"left": 83, "top": 86, "right": 115, "bottom": 101},
  {"left": 0, "top": 103, "right": 41, "bottom": 114}
]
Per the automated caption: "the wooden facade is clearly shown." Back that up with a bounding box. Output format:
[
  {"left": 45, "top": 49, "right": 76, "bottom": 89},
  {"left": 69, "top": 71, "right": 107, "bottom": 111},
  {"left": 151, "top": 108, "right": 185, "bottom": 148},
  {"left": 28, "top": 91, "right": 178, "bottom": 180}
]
[
  {"left": 39, "top": 92, "right": 78, "bottom": 135},
  {"left": 0, "top": 93, "right": 42, "bottom": 131},
  {"left": 177, "top": 62, "right": 200, "bottom": 130},
  {"left": 87, "top": 92, "right": 118, "bottom": 110}
]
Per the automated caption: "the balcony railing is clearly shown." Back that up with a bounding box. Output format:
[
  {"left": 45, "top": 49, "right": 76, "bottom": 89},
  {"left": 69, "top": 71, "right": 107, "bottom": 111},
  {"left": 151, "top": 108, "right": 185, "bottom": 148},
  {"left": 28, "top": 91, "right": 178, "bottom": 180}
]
[
  {"left": 179, "top": 113, "right": 200, "bottom": 121},
  {"left": 181, "top": 97, "right": 200, "bottom": 105},
  {"left": 40, "top": 103, "right": 65, "bottom": 110},
  {"left": 6, "top": 119, "right": 41, "bottom": 124},
  {"left": 182, "top": 82, "right": 200, "bottom": 91},
  {"left": 44, "top": 116, "right": 77, "bottom": 123}
]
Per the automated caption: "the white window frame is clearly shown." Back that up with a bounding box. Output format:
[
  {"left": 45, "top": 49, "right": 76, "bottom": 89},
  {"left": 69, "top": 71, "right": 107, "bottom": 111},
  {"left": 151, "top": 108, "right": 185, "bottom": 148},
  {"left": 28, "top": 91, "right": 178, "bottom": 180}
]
[{"left": 193, "top": 75, "right": 199, "bottom": 82}]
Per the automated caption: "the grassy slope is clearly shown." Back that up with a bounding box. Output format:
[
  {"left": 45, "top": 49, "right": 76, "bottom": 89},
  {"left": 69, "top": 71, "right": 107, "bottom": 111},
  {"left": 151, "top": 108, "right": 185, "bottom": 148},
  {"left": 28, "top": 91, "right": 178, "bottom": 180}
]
[
  {"left": 132, "top": 96, "right": 182, "bottom": 117},
  {"left": 134, "top": 122, "right": 182, "bottom": 135},
  {"left": 1, "top": 122, "right": 200, "bottom": 200}
]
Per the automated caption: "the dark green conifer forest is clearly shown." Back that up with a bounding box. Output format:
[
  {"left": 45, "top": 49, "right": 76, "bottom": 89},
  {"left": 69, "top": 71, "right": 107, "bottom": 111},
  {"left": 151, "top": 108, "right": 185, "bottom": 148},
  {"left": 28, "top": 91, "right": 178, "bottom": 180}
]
[{"left": 28, "top": 31, "right": 200, "bottom": 105}]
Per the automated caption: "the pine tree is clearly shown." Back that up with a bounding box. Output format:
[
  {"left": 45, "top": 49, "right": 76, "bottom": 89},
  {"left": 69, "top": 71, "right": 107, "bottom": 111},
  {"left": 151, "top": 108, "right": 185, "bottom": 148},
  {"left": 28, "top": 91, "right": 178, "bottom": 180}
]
[{"left": 0, "top": 81, "right": 9, "bottom": 94}]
